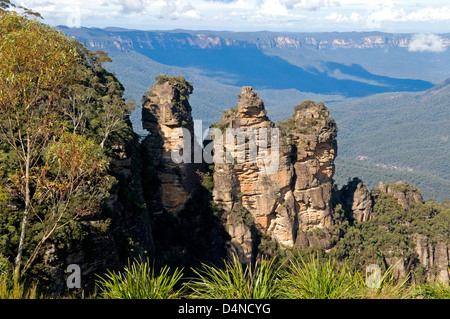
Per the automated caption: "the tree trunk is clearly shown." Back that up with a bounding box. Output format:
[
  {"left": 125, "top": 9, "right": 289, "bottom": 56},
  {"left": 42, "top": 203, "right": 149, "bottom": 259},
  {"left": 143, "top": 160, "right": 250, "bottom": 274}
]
[
  {"left": 100, "top": 132, "right": 108, "bottom": 149},
  {"left": 14, "top": 136, "right": 31, "bottom": 278}
]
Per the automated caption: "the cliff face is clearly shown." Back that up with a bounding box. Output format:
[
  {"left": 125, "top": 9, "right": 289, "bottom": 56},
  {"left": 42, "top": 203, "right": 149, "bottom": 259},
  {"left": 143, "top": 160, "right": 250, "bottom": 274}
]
[
  {"left": 414, "top": 235, "right": 450, "bottom": 283},
  {"left": 339, "top": 177, "right": 374, "bottom": 222},
  {"left": 70, "top": 29, "right": 450, "bottom": 52},
  {"left": 140, "top": 76, "right": 229, "bottom": 267},
  {"left": 212, "top": 88, "right": 337, "bottom": 262}
]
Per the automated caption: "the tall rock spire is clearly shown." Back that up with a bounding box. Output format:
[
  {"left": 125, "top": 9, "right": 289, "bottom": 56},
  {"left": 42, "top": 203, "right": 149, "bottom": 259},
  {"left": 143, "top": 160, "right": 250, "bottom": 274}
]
[{"left": 141, "top": 76, "right": 201, "bottom": 213}]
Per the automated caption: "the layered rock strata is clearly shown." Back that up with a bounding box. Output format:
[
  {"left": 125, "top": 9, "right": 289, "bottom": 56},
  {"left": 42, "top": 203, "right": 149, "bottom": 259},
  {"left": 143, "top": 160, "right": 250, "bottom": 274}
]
[
  {"left": 212, "top": 88, "right": 337, "bottom": 262},
  {"left": 414, "top": 235, "right": 449, "bottom": 283},
  {"left": 141, "top": 77, "right": 202, "bottom": 214},
  {"left": 372, "top": 181, "right": 424, "bottom": 209}
]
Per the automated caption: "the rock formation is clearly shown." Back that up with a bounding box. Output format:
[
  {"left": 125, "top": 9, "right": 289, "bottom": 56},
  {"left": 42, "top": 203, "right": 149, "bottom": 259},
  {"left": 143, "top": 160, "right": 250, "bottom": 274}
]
[
  {"left": 141, "top": 76, "right": 203, "bottom": 214},
  {"left": 339, "top": 177, "right": 373, "bottom": 222},
  {"left": 212, "top": 89, "right": 338, "bottom": 262},
  {"left": 414, "top": 235, "right": 450, "bottom": 283},
  {"left": 372, "top": 181, "right": 423, "bottom": 209},
  {"left": 140, "top": 76, "right": 228, "bottom": 267}
]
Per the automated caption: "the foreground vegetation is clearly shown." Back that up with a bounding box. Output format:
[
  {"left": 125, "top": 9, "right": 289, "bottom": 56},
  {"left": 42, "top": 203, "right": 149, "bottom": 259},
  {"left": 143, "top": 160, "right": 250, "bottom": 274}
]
[
  {"left": 0, "top": 6, "right": 135, "bottom": 289},
  {"left": 1, "top": 253, "right": 448, "bottom": 299}
]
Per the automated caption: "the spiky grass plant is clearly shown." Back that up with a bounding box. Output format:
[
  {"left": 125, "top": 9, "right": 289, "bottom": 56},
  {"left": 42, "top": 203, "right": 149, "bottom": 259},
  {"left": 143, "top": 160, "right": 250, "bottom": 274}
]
[
  {"left": 0, "top": 273, "right": 37, "bottom": 299},
  {"left": 415, "top": 279, "right": 450, "bottom": 299},
  {"left": 96, "top": 259, "right": 184, "bottom": 299},
  {"left": 185, "top": 254, "right": 281, "bottom": 299},
  {"left": 352, "top": 262, "right": 412, "bottom": 299},
  {"left": 278, "top": 253, "right": 357, "bottom": 299}
]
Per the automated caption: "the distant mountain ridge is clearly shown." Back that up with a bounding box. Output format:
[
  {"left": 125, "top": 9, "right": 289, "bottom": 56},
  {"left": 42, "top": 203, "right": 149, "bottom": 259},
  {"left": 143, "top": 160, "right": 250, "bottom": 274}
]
[
  {"left": 62, "top": 27, "right": 435, "bottom": 98},
  {"left": 60, "top": 26, "right": 450, "bottom": 51}
]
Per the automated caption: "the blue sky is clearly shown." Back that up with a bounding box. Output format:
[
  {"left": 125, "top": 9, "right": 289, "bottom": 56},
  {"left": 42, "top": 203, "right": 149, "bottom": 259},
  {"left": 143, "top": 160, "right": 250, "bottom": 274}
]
[{"left": 17, "top": 0, "right": 450, "bottom": 32}]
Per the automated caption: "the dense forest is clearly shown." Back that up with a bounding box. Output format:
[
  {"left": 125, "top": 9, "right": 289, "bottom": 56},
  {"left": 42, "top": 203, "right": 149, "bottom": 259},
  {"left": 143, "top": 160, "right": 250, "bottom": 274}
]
[
  {"left": 0, "top": 7, "right": 136, "bottom": 294},
  {"left": 0, "top": 5, "right": 449, "bottom": 300}
]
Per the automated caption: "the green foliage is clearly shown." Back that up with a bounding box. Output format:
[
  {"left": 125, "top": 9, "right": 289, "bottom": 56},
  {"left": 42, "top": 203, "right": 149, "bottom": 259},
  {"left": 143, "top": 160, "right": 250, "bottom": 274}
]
[
  {"left": 278, "top": 253, "right": 357, "bottom": 299},
  {"left": 278, "top": 100, "right": 336, "bottom": 138},
  {"left": 96, "top": 259, "right": 184, "bottom": 299},
  {"left": 45, "top": 132, "right": 109, "bottom": 183},
  {"left": 333, "top": 191, "right": 450, "bottom": 283},
  {"left": 294, "top": 100, "right": 316, "bottom": 112},
  {"left": 201, "top": 171, "right": 214, "bottom": 192},
  {"left": 153, "top": 75, "right": 193, "bottom": 102},
  {"left": 0, "top": 12, "right": 134, "bottom": 288},
  {"left": 65, "top": 42, "right": 135, "bottom": 150},
  {"left": 415, "top": 279, "right": 450, "bottom": 299},
  {"left": 186, "top": 254, "right": 281, "bottom": 299},
  {"left": 353, "top": 262, "right": 412, "bottom": 299},
  {"left": 0, "top": 0, "right": 42, "bottom": 18},
  {"left": 0, "top": 260, "right": 39, "bottom": 299},
  {"left": 0, "top": 185, "right": 7, "bottom": 204},
  {"left": 0, "top": 273, "right": 38, "bottom": 299}
]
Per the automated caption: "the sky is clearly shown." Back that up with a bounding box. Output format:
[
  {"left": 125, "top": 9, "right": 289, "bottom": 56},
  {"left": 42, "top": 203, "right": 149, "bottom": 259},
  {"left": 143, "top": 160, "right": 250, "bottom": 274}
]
[{"left": 16, "top": 0, "right": 450, "bottom": 33}]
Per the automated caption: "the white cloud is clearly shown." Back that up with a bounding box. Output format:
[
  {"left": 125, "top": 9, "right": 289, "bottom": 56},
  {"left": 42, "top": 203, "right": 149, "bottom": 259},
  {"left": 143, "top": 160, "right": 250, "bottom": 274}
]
[
  {"left": 257, "top": 0, "right": 289, "bottom": 17},
  {"left": 158, "top": 0, "right": 201, "bottom": 20},
  {"left": 287, "top": 0, "right": 340, "bottom": 11},
  {"left": 406, "top": 5, "right": 450, "bottom": 22},
  {"left": 408, "top": 33, "right": 446, "bottom": 52},
  {"left": 322, "top": 10, "right": 361, "bottom": 23},
  {"left": 349, "top": 11, "right": 361, "bottom": 22},
  {"left": 324, "top": 12, "right": 347, "bottom": 22},
  {"left": 16, "top": 0, "right": 450, "bottom": 32},
  {"left": 366, "top": 4, "right": 406, "bottom": 28},
  {"left": 119, "top": 0, "right": 146, "bottom": 14}
]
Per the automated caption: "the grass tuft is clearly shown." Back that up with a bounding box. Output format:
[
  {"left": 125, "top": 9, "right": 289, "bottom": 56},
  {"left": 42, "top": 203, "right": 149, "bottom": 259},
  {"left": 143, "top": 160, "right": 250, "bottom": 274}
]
[
  {"left": 96, "top": 259, "right": 184, "bottom": 299},
  {"left": 185, "top": 254, "right": 281, "bottom": 299}
]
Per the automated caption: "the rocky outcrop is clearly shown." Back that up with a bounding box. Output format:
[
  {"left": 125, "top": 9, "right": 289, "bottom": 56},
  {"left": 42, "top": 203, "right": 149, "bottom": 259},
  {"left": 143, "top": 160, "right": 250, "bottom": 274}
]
[
  {"left": 339, "top": 177, "right": 373, "bottom": 222},
  {"left": 140, "top": 76, "right": 229, "bottom": 267},
  {"left": 372, "top": 181, "right": 423, "bottom": 209},
  {"left": 212, "top": 89, "right": 337, "bottom": 262},
  {"left": 414, "top": 235, "right": 450, "bottom": 283},
  {"left": 141, "top": 76, "right": 203, "bottom": 214}
]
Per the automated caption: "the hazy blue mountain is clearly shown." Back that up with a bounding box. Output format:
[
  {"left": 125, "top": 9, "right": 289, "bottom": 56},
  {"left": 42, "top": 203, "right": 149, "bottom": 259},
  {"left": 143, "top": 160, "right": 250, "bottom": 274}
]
[
  {"left": 329, "top": 79, "right": 450, "bottom": 200},
  {"left": 62, "top": 27, "right": 436, "bottom": 98}
]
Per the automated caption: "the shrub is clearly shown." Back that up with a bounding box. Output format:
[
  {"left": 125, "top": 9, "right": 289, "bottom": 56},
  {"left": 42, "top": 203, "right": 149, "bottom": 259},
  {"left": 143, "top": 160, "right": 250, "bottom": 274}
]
[
  {"left": 415, "top": 278, "right": 450, "bottom": 299},
  {"left": 96, "top": 259, "right": 184, "bottom": 299},
  {"left": 0, "top": 272, "right": 38, "bottom": 299},
  {"left": 352, "top": 261, "right": 412, "bottom": 299},
  {"left": 278, "top": 253, "right": 357, "bottom": 299},
  {"left": 185, "top": 254, "right": 281, "bottom": 299}
]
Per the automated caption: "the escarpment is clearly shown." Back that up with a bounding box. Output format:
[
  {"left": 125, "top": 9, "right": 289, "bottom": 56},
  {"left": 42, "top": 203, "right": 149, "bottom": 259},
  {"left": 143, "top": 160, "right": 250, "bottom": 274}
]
[{"left": 211, "top": 88, "right": 338, "bottom": 261}]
